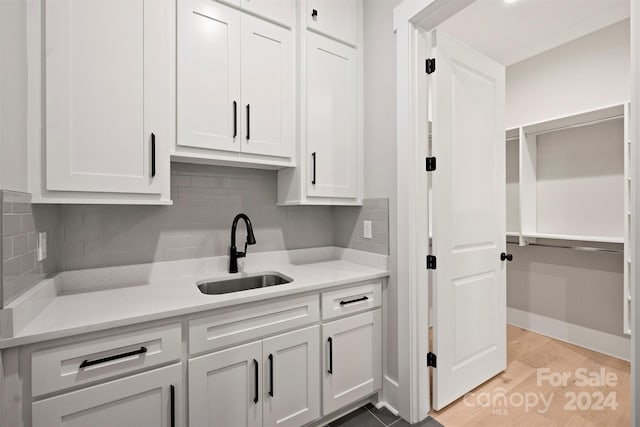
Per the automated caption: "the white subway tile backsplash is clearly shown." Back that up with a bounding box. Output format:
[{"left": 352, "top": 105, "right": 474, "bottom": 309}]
[
  {"left": 1, "top": 165, "right": 389, "bottom": 304},
  {"left": 2, "top": 191, "right": 59, "bottom": 305}
]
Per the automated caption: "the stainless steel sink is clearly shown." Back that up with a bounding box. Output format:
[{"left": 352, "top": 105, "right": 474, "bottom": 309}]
[{"left": 197, "top": 273, "right": 293, "bottom": 295}]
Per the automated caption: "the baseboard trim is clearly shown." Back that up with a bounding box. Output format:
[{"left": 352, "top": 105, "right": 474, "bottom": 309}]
[
  {"left": 380, "top": 376, "right": 400, "bottom": 415},
  {"left": 507, "top": 307, "right": 631, "bottom": 361}
]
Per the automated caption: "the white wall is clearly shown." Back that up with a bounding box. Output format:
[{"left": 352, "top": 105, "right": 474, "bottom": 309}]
[
  {"left": 506, "top": 19, "right": 630, "bottom": 337},
  {"left": 0, "top": 0, "right": 29, "bottom": 193},
  {"left": 507, "top": 19, "right": 630, "bottom": 128},
  {"left": 363, "top": 0, "right": 403, "bottom": 396}
]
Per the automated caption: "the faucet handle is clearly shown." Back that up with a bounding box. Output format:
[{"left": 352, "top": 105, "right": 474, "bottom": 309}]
[{"left": 236, "top": 242, "right": 249, "bottom": 259}]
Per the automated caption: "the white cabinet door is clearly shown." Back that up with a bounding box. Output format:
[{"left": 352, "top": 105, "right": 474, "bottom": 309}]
[
  {"left": 45, "top": 0, "right": 170, "bottom": 194},
  {"left": 240, "top": 14, "right": 294, "bottom": 158},
  {"left": 263, "top": 326, "right": 320, "bottom": 427},
  {"left": 322, "top": 310, "right": 381, "bottom": 415},
  {"left": 241, "top": 0, "right": 294, "bottom": 27},
  {"left": 32, "top": 364, "right": 181, "bottom": 427},
  {"left": 189, "top": 341, "right": 262, "bottom": 427},
  {"left": 177, "top": 0, "right": 241, "bottom": 152},
  {"left": 306, "top": 32, "right": 357, "bottom": 199},
  {"left": 306, "top": 0, "right": 357, "bottom": 46},
  {"left": 430, "top": 30, "right": 506, "bottom": 410}
]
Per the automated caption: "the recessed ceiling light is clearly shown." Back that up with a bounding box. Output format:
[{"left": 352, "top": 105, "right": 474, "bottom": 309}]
[{"left": 504, "top": 0, "right": 519, "bottom": 3}]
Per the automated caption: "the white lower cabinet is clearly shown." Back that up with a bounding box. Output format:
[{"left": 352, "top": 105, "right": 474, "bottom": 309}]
[
  {"left": 188, "top": 326, "right": 320, "bottom": 427},
  {"left": 322, "top": 309, "right": 382, "bottom": 415},
  {"left": 263, "top": 326, "right": 320, "bottom": 427},
  {"left": 32, "top": 363, "right": 181, "bottom": 427},
  {"left": 189, "top": 341, "right": 263, "bottom": 427}
]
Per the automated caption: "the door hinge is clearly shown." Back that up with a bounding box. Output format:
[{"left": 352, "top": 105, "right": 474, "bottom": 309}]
[
  {"left": 427, "top": 352, "right": 437, "bottom": 367},
  {"left": 426, "top": 58, "right": 436, "bottom": 74},
  {"left": 426, "top": 255, "right": 437, "bottom": 270},
  {"left": 426, "top": 157, "right": 436, "bottom": 171}
]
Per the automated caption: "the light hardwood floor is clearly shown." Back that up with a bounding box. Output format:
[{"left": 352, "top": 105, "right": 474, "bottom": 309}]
[{"left": 430, "top": 325, "right": 630, "bottom": 426}]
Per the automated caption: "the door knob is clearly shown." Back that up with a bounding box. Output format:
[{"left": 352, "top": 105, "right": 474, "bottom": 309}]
[{"left": 500, "top": 252, "right": 513, "bottom": 262}]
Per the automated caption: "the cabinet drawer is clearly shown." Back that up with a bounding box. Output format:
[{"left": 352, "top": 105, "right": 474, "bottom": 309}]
[
  {"left": 32, "top": 323, "right": 181, "bottom": 397},
  {"left": 189, "top": 294, "right": 320, "bottom": 355},
  {"left": 321, "top": 280, "right": 381, "bottom": 320}
]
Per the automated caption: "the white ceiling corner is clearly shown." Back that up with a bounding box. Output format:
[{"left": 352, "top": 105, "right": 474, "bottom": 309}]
[{"left": 437, "top": 0, "right": 630, "bottom": 65}]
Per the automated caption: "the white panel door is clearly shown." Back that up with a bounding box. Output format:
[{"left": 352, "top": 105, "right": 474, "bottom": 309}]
[
  {"left": 188, "top": 341, "right": 262, "bottom": 427},
  {"left": 306, "top": 32, "right": 357, "bottom": 199},
  {"left": 322, "top": 310, "right": 381, "bottom": 415},
  {"left": 306, "top": 0, "right": 357, "bottom": 46},
  {"left": 240, "top": 15, "right": 294, "bottom": 158},
  {"left": 45, "top": 0, "right": 169, "bottom": 194},
  {"left": 241, "top": 0, "right": 294, "bottom": 27},
  {"left": 32, "top": 364, "right": 180, "bottom": 427},
  {"left": 177, "top": 0, "right": 241, "bottom": 152},
  {"left": 262, "top": 326, "right": 320, "bottom": 427},
  {"left": 431, "top": 30, "right": 506, "bottom": 410}
]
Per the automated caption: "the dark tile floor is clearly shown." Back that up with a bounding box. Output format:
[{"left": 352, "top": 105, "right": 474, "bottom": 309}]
[{"left": 329, "top": 403, "right": 444, "bottom": 427}]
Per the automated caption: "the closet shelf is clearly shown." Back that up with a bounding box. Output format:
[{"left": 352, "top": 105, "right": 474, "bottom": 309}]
[
  {"left": 506, "top": 231, "right": 520, "bottom": 237},
  {"left": 521, "top": 232, "right": 624, "bottom": 244},
  {"left": 520, "top": 104, "right": 624, "bottom": 136}
]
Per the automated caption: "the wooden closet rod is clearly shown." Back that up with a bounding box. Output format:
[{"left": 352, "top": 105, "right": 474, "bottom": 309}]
[
  {"left": 507, "top": 241, "right": 623, "bottom": 254},
  {"left": 526, "top": 115, "right": 624, "bottom": 137}
]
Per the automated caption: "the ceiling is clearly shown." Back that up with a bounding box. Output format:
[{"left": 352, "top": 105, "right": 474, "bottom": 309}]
[{"left": 438, "top": 0, "right": 630, "bottom": 65}]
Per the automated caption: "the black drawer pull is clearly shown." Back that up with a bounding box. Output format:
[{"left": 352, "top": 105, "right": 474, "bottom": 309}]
[
  {"left": 340, "top": 296, "right": 369, "bottom": 306},
  {"left": 170, "top": 384, "right": 176, "bottom": 427},
  {"left": 79, "top": 346, "right": 147, "bottom": 369},
  {"left": 246, "top": 104, "right": 251, "bottom": 140},
  {"left": 501, "top": 252, "right": 513, "bottom": 262},
  {"left": 268, "top": 354, "right": 274, "bottom": 397},
  {"left": 150, "top": 133, "right": 156, "bottom": 178},
  {"left": 327, "top": 337, "right": 333, "bottom": 374},
  {"left": 253, "top": 359, "right": 259, "bottom": 404},
  {"left": 233, "top": 101, "right": 238, "bottom": 138}
]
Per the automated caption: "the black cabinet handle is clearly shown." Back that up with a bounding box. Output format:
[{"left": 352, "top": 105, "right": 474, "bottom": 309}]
[
  {"left": 79, "top": 346, "right": 147, "bottom": 369},
  {"left": 340, "top": 296, "right": 369, "bottom": 306},
  {"left": 170, "top": 385, "right": 175, "bottom": 427},
  {"left": 268, "top": 354, "right": 274, "bottom": 397},
  {"left": 327, "top": 337, "right": 333, "bottom": 374},
  {"left": 246, "top": 104, "right": 251, "bottom": 140},
  {"left": 501, "top": 252, "right": 513, "bottom": 262},
  {"left": 311, "top": 8, "right": 318, "bottom": 18},
  {"left": 233, "top": 101, "right": 238, "bottom": 138},
  {"left": 151, "top": 133, "right": 156, "bottom": 178},
  {"left": 253, "top": 359, "right": 259, "bottom": 404},
  {"left": 312, "top": 152, "right": 316, "bottom": 185}
]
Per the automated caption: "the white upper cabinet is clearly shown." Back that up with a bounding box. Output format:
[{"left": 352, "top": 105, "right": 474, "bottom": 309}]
[
  {"left": 277, "top": 0, "right": 362, "bottom": 205},
  {"left": 240, "top": 14, "right": 294, "bottom": 158},
  {"left": 177, "top": 0, "right": 241, "bottom": 153},
  {"left": 39, "top": 0, "right": 172, "bottom": 204},
  {"left": 242, "top": 0, "right": 294, "bottom": 27},
  {"left": 306, "top": 0, "right": 357, "bottom": 46},
  {"left": 306, "top": 32, "right": 357, "bottom": 199},
  {"left": 176, "top": 0, "right": 294, "bottom": 168}
]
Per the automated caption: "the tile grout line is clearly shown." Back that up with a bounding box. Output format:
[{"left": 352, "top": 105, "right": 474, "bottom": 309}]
[
  {"left": 366, "top": 406, "right": 394, "bottom": 427},
  {"left": 386, "top": 419, "right": 402, "bottom": 427}
]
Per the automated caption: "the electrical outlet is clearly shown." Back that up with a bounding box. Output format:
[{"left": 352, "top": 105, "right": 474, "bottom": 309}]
[
  {"left": 37, "top": 232, "right": 47, "bottom": 262},
  {"left": 363, "top": 220, "right": 372, "bottom": 239}
]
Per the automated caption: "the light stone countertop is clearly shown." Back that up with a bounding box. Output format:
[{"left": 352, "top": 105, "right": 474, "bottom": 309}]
[{"left": 0, "top": 247, "right": 389, "bottom": 349}]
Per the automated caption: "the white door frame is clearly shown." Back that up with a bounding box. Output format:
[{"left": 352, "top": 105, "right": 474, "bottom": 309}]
[
  {"left": 631, "top": 2, "right": 639, "bottom": 426},
  {"left": 394, "top": 0, "right": 639, "bottom": 424}
]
